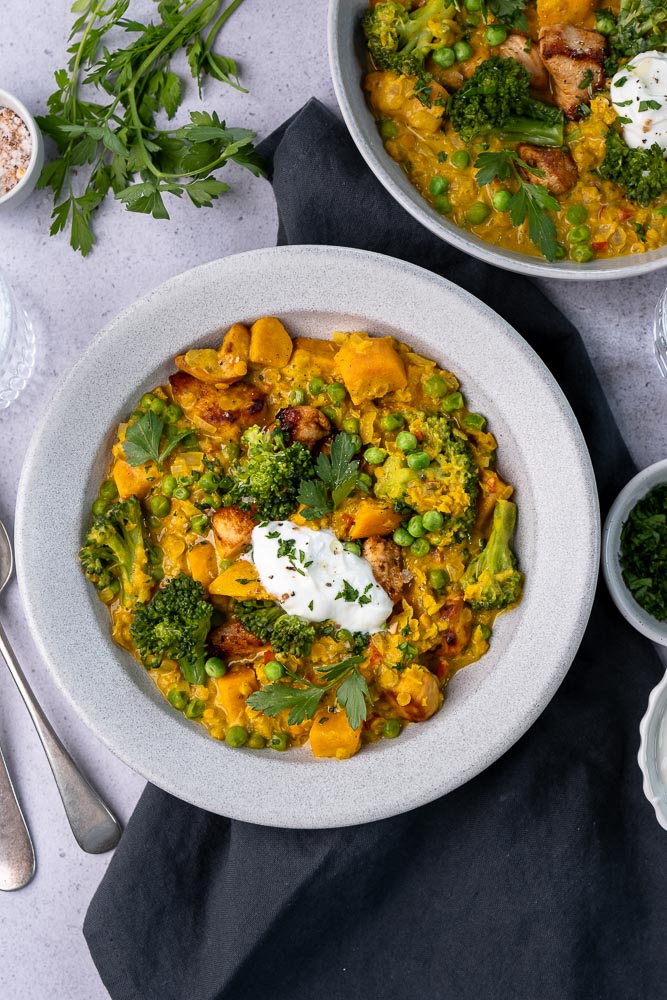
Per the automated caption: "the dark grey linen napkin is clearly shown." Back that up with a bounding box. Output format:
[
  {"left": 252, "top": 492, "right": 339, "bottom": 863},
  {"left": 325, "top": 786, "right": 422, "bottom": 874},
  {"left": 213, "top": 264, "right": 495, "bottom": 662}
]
[{"left": 84, "top": 100, "right": 667, "bottom": 1000}]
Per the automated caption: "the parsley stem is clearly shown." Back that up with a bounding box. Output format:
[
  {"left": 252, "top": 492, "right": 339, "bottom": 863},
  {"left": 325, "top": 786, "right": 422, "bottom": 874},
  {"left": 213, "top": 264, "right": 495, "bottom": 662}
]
[
  {"left": 127, "top": 0, "right": 219, "bottom": 94},
  {"left": 68, "top": 0, "right": 107, "bottom": 120},
  {"left": 204, "top": 0, "right": 246, "bottom": 52}
]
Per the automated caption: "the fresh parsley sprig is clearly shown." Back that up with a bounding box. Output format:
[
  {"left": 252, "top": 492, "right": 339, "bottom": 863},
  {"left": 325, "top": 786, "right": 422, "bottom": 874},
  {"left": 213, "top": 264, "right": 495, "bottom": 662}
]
[
  {"left": 482, "top": 0, "right": 529, "bottom": 32},
  {"left": 247, "top": 654, "right": 371, "bottom": 730},
  {"left": 37, "top": 0, "right": 264, "bottom": 255},
  {"left": 123, "top": 410, "right": 191, "bottom": 469},
  {"left": 298, "top": 432, "right": 360, "bottom": 520},
  {"left": 475, "top": 150, "right": 559, "bottom": 261}
]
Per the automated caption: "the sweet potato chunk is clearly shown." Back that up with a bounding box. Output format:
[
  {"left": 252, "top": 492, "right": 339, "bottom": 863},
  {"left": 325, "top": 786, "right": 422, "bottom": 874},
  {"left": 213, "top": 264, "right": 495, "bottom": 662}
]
[
  {"left": 249, "top": 316, "right": 293, "bottom": 368},
  {"left": 187, "top": 542, "right": 219, "bottom": 589},
  {"left": 209, "top": 560, "right": 272, "bottom": 600},
  {"left": 213, "top": 668, "right": 259, "bottom": 725},
  {"left": 335, "top": 335, "right": 407, "bottom": 405},
  {"left": 169, "top": 372, "right": 265, "bottom": 432},
  {"left": 291, "top": 338, "right": 338, "bottom": 377},
  {"left": 174, "top": 323, "right": 250, "bottom": 384},
  {"left": 112, "top": 458, "right": 157, "bottom": 500},
  {"left": 348, "top": 500, "right": 404, "bottom": 540},
  {"left": 309, "top": 709, "right": 362, "bottom": 760},
  {"left": 537, "top": 0, "right": 595, "bottom": 29}
]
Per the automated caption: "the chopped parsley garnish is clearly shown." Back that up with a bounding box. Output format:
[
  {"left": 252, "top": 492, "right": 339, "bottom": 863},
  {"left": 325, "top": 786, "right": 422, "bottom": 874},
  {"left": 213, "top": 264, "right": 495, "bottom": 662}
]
[
  {"left": 620, "top": 483, "right": 667, "bottom": 621},
  {"left": 639, "top": 99, "right": 662, "bottom": 112},
  {"left": 579, "top": 69, "right": 594, "bottom": 90},
  {"left": 276, "top": 538, "right": 297, "bottom": 560},
  {"left": 336, "top": 580, "right": 360, "bottom": 602}
]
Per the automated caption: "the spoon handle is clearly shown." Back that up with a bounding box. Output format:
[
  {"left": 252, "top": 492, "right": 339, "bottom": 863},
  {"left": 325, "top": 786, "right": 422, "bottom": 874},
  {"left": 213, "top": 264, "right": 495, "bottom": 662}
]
[
  {"left": 0, "top": 622, "right": 122, "bottom": 854},
  {"left": 0, "top": 742, "right": 35, "bottom": 890}
]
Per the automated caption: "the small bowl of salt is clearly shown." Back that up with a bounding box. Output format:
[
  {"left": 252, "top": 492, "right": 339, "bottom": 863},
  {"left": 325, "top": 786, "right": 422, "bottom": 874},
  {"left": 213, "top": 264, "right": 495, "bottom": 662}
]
[{"left": 0, "top": 89, "right": 43, "bottom": 210}]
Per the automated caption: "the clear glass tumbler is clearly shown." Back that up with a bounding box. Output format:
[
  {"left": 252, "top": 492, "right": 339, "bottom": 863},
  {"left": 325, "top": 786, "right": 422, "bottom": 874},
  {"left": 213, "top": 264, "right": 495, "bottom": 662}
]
[{"left": 0, "top": 269, "right": 35, "bottom": 409}]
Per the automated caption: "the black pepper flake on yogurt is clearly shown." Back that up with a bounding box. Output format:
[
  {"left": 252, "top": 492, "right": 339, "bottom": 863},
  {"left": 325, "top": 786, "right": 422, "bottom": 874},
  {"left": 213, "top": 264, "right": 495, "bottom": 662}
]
[{"left": 0, "top": 107, "right": 32, "bottom": 197}]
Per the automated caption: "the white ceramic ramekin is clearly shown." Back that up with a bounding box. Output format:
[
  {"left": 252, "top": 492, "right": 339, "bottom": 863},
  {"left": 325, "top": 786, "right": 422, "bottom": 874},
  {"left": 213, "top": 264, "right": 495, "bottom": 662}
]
[{"left": 0, "top": 88, "right": 44, "bottom": 210}]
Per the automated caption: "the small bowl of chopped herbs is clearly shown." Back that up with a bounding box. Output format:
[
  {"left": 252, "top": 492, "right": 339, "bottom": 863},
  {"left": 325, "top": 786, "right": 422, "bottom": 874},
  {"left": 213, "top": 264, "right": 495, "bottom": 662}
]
[
  {"left": 603, "top": 459, "right": 667, "bottom": 646},
  {"left": 0, "top": 89, "right": 43, "bottom": 210}
]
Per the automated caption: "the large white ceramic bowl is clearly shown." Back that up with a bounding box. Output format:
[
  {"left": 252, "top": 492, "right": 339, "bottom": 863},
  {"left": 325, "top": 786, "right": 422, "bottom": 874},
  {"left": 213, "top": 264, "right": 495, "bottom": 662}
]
[
  {"left": 328, "top": 0, "right": 667, "bottom": 280},
  {"left": 16, "top": 246, "right": 599, "bottom": 827}
]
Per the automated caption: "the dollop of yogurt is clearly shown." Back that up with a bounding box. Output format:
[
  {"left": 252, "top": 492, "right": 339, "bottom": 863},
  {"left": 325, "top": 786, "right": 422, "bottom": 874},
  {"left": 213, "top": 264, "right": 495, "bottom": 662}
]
[
  {"left": 611, "top": 51, "right": 667, "bottom": 151},
  {"left": 251, "top": 521, "right": 392, "bottom": 633}
]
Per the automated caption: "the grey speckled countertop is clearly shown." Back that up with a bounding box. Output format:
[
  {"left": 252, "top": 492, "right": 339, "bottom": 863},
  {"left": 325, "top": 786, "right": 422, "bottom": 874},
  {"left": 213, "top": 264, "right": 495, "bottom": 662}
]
[{"left": 1, "top": 2, "right": 666, "bottom": 999}]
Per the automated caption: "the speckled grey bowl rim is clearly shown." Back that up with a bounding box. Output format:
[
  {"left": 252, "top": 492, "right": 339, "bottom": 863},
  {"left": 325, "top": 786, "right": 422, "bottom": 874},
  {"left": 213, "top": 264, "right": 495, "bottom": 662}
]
[
  {"left": 327, "top": 0, "right": 667, "bottom": 281},
  {"left": 602, "top": 458, "right": 667, "bottom": 646},
  {"left": 15, "top": 245, "right": 599, "bottom": 828}
]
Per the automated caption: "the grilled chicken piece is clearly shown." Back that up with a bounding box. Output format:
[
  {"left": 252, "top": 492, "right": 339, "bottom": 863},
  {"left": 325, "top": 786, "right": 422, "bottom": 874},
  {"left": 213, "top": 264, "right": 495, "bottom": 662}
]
[
  {"left": 383, "top": 664, "right": 441, "bottom": 722},
  {"left": 277, "top": 405, "right": 331, "bottom": 449},
  {"left": 362, "top": 536, "right": 409, "bottom": 604},
  {"left": 209, "top": 620, "right": 265, "bottom": 661},
  {"left": 364, "top": 71, "right": 448, "bottom": 134},
  {"left": 211, "top": 506, "right": 255, "bottom": 561},
  {"left": 169, "top": 372, "right": 265, "bottom": 432},
  {"left": 538, "top": 24, "right": 605, "bottom": 118},
  {"left": 499, "top": 33, "right": 549, "bottom": 92},
  {"left": 516, "top": 143, "right": 579, "bottom": 195},
  {"left": 432, "top": 596, "right": 473, "bottom": 679}
]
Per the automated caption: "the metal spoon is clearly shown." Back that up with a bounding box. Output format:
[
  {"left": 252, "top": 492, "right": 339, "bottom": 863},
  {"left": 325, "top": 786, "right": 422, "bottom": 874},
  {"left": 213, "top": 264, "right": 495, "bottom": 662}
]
[
  {"left": 0, "top": 738, "right": 34, "bottom": 890},
  {"left": 0, "top": 518, "right": 122, "bottom": 856}
]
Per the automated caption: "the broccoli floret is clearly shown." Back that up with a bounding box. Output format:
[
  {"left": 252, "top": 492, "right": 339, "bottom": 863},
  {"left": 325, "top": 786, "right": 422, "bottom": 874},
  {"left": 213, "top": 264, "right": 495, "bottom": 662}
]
[
  {"left": 601, "top": 1, "right": 667, "bottom": 75},
  {"left": 362, "top": 0, "right": 454, "bottom": 77},
  {"left": 449, "top": 57, "right": 564, "bottom": 146},
  {"left": 599, "top": 127, "right": 667, "bottom": 206},
  {"left": 234, "top": 599, "right": 316, "bottom": 658},
  {"left": 461, "top": 499, "right": 522, "bottom": 611},
  {"left": 234, "top": 600, "right": 285, "bottom": 643},
  {"left": 130, "top": 574, "right": 213, "bottom": 684},
  {"left": 79, "top": 496, "right": 153, "bottom": 607},
  {"left": 225, "top": 425, "right": 315, "bottom": 521},
  {"left": 374, "top": 414, "right": 479, "bottom": 536},
  {"left": 271, "top": 615, "right": 316, "bottom": 658}
]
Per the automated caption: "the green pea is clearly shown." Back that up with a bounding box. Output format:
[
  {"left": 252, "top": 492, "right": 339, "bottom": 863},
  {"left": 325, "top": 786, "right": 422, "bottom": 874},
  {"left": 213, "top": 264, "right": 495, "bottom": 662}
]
[
  {"left": 383, "top": 719, "right": 402, "bottom": 739},
  {"left": 425, "top": 374, "right": 447, "bottom": 397},
  {"left": 571, "top": 244, "right": 595, "bottom": 263},
  {"left": 269, "top": 731, "right": 289, "bottom": 751},
  {"left": 149, "top": 397, "right": 166, "bottom": 417},
  {"left": 434, "top": 194, "right": 452, "bottom": 214},
  {"left": 190, "top": 514, "right": 210, "bottom": 534},
  {"left": 348, "top": 434, "right": 363, "bottom": 453},
  {"left": 417, "top": 511, "right": 441, "bottom": 535},
  {"left": 485, "top": 24, "right": 507, "bottom": 45},
  {"left": 205, "top": 657, "right": 227, "bottom": 678},
  {"left": 569, "top": 224, "right": 591, "bottom": 244},
  {"left": 478, "top": 623, "right": 492, "bottom": 640},
  {"left": 358, "top": 472, "right": 373, "bottom": 490},
  {"left": 465, "top": 0, "right": 482, "bottom": 9},
  {"left": 429, "top": 176, "right": 449, "bottom": 197},
  {"left": 327, "top": 382, "right": 347, "bottom": 404},
  {"left": 393, "top": 527, "right": 414, "bottom": 548},
  {"left": 407, "top": 451, "right": 430, "bottom": 471},
  {"left": 432, "top": 46, "right": 456, "bottom": 69},
  {"left": 566, "top": 204, "right": 587, "bottom": 225},
  {"left": 172, "top": 486, "right": 190, "bottom": 501},
  {"left": 321, "top": 405, "right": 339, "bottom": 424},
  {"left": 185, "top": 699, "right": 205, "bottom": 719},
  {"left": 99, "top": 479, "right": 118, "bottom": 503},
  {"left": 140, "top": 392, "right": 157, "bottom": 410},
  {"left": 163, "top": 404, "right": 183, "bottom": 425},
  {"left": 198, "top": 472, "right": 218, "bottom": 493},
  {"left": 410, "top": 537, "right": 431, "bottom": 558},
  {"left": 378, "top": 119, "right": 399, "bottom": 141},
  {"left": 451, "top": 149, "right": 470, "bottom": 170},
  {"left": 428, "top": 568, "right": 449, "bottom": 590},
  {"left": 381, "top": 413, "right": 405, "bottom": 432},
  {"left": 151, "top": 564, "right": 165, "bottom": 582},
  {"left": 247, "top": 732, "right": 267, "bottom": 749},
  {"left": 407, "top": 515, "right": 426, "bottom": 538},
  {"left": 201, "top": 494, "right": 220, "bottom": 509},
  {"left": 264, "top": 659, "right": 285, "bottom": 681},
  {"left": 159, "top": 474, "right": 176, "bottom": 498},
  {"left": 344, "top": 542, "right": 362, "bottom": 556},
  {"left": 168, "top": 689, "right": 188, "bottom": 711},
  {"left": 336, "top": 628, "right": 353, "bottom": 643},
  {"left": 364, "top": 446, "right": 387, "bottom": 465},
  {"left": 595, "top": 10, "right": 615, "bottom": 35},
  {"left": 554, "top": 243, "right": 568, "bottom": 260},
  {"left": 226, "top": 725, "right": 249, "bottom": 748},
  {"left": 492, "top": 189, "right": 512, "bottom": 212},
  {"left": 396, "top": 431, "right": 418, "bottom": 453},
  {"left": 148, "top": 515, "right": 162, "bottom": 530},
  {"left": 463, "top": 412, "right": 487, "bottom": 431},
  {"left": 92, "top": 499, "right": 107, "bottom": 517},
  {"left": 342, "top": 417, "right": 360, "bottom": 435},
  {"left": 289, "top": 388, "right": 306, "bottom": 405},
  {"left": 149, "top": 494, "right": 171, "bottom": 518},
  {"left": 466, "top": 202, "right": 490, "bottom": 225},
  {"left": 308, "top": 377, "right": 325, "bottom": 396},
  {"left": 442, "top": 390, "right": 463, "bottom": 412},
  {"left": 454, "top": 40, "right": 473, "bottom": 62}
]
